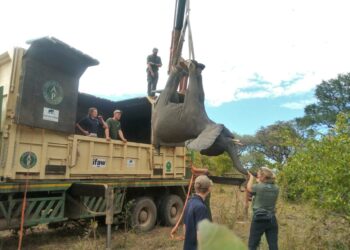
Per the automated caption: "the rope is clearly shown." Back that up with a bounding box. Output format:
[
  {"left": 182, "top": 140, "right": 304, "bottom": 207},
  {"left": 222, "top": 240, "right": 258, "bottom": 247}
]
[
  {"left": 170, "top": 173, "right": 194, "bottom": 239},
  {"left": 17, "top": 127, "right": 36, "bottom": 249},
  {"left": 18, "top": 173, "right": 29, "bottom": 250},
  {"left": 170, "top": 165, "right": 209, "bottom": 240}
]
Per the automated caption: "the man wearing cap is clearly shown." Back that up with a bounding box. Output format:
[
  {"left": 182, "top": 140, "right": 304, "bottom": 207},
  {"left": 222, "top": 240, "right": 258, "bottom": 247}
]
[
  {"left": 183, "top": 175, "right": 213, "bottom": 250},
  {"left": 106, "top": 110, "right": 127, "bottom": 143},
  {"left": 146, "top": 48, "right": 162, "bottom": 97}
]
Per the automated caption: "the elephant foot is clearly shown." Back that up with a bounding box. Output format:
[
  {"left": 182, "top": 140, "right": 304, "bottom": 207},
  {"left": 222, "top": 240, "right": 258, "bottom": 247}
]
[
  {"left": 185, "top": 60, "right": 206, "bottom": 73},
  {"left": 197, "top": 63, "right": 205, "bottom": 70},
  {"left": 178, "top": 57, "right": 188, "bottom": 70}
]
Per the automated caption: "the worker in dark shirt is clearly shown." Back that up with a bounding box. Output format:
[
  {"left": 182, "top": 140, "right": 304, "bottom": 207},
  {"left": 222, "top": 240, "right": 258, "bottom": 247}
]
[
  {"left": 146, "top": 48, "right": 162, "bottom": 97},
  {"left": 183, "top": 175, "right": 213, "bottom": 250},
  {"left": 76, "top": 107, "right": 109, "bottom": 139}
]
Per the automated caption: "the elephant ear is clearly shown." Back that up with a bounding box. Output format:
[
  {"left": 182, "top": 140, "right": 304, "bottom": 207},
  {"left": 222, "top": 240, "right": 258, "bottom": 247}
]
[{"left": 185, "top": 124, "right": 223, "bottom": 151}]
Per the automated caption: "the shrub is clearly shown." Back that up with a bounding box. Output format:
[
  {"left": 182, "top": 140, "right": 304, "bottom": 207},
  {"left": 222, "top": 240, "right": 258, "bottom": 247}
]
[{"left": 279, "top": 113, "right": 350, "bottom": 219}]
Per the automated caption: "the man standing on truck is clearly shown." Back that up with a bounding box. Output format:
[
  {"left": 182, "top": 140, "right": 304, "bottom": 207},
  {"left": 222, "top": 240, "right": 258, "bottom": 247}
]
[
  {"left": 147, "top": 48, "right": 162, "bottom": 97},
  {"left": 76, "top": 107, "right": 109, "bottom": 139},
  {"left": 106, "top": 110, "right": 127, "bottom": 143},
  {"left": 183, "top": 175, "right": 213, "bottom": 250}
]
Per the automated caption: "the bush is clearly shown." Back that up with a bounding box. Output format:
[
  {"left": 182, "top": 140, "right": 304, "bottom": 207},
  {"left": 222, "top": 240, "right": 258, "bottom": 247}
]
[{"left": 279, "top": 113, "right": 350, "bottom": 219}]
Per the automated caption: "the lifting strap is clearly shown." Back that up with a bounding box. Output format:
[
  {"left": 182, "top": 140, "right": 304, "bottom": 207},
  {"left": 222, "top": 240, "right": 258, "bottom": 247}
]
[{"left": 171, "top": 0, "right": 195, "bottom": 68}]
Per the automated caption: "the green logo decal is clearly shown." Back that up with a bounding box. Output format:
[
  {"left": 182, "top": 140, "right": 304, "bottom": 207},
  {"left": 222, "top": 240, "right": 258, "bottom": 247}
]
[
  {"left": 20, "top": 152, "right": 37, "bottom": 169},
  {"left": 166, "top": 161, "right": 172, "bottom": 172},
  {"left": 43, "top": 80, "right": 64, "bottom": 105}
]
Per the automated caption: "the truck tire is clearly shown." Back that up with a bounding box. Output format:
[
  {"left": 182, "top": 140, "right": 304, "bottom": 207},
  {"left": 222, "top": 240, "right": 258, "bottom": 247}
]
[
  {"left": 131, "top": 197, "right": 157, "bottom": 232},
  {"left": 160, "top": 194, "right": 184, "bottom": 226}
]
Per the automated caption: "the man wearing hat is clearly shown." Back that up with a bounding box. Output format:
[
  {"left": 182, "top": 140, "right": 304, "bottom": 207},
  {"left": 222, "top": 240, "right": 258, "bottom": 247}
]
[
  {"left": 106, "top": 110, "right": 127, "bottom": 143},
  {"left": 146, "top": 48, "right": 162, "bottom": 97},
  {"left": 183, "top": 175, "right": 213, "bottom": 250}
]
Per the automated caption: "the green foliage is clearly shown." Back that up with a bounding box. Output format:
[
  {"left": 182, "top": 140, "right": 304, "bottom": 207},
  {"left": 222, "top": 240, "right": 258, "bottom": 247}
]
[
  {"left": 240, "top": 151, "right": 270, "bottom": 170},
  {"left": 280, "top": 113, "right": 350, "bottom": 219},
  {"left": 254, "top": 121, "right": 302, "bottom": 164},
  {"left": 296, "top": 73, "right": 350, "bottom": 129},
  {"left": 192, "top": 151, "right": 235, "bottom": 176}
]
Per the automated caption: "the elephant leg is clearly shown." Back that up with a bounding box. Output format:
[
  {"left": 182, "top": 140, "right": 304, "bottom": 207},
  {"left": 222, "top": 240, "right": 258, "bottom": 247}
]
[
  {"left": 183, "top": 61, "right": 205, "bottom": 110},
  {"left": 156, "top": 67, "right": 183, "bottom": 107}
]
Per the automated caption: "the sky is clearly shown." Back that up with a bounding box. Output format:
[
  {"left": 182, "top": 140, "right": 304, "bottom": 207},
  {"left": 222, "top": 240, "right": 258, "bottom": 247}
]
[{"left": 1, "top": 0, "right": 349, "bottom": 135}]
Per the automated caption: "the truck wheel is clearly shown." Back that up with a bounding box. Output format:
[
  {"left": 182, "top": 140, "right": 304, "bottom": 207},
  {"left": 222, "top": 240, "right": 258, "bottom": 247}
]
[
  {"left": 131, "top": 197, "right": 157, "bottom": 232},
  {"left": 160, "top": 194, "right": 184, "bottom": 226}
]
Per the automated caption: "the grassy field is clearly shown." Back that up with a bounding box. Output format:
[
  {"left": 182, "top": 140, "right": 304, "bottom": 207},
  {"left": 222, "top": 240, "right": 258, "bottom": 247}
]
[{"left": 1, "top": 185, "right": 349, "bottom": 250}]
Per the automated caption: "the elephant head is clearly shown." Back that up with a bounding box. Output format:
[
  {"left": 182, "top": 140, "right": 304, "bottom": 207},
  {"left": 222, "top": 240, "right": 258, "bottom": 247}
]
[{"left": 152, "top": 60, "right": 247, "bottom": 175}]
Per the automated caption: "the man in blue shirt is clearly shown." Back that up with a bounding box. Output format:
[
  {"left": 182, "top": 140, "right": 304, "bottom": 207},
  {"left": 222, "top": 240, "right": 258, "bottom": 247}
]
[
  {"left": 76, "top": 107, "right": 109, "bottom": 139},
  {"left": 183, "top": 175, "right": 213, "bottom": 250}
]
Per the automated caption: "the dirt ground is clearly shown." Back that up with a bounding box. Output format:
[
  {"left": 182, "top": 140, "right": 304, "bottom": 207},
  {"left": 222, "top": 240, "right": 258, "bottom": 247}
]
[{"left": 1, "top": 185, "right": 349, "bottom": 250}]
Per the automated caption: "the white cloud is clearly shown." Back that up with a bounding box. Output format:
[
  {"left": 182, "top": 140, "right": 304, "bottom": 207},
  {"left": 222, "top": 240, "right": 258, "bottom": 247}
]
[
  {"left": 1, "top": 0, "right": 349, "bottom": 107},
  {"left": 281, "top": 99, "right": 315, "bottom": 110}
]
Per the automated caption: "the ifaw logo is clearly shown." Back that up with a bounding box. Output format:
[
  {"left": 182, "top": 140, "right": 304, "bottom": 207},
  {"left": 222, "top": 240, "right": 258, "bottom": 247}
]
[{"left": 92, "top": 158, "right": 107, "bottom": 168}]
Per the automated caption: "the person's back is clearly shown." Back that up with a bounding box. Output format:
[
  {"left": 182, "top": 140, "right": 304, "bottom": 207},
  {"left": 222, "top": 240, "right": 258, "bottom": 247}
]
[
  {"left": 183, "top": 175, "right": 212, "bottom": 250},
  {"left": 184, "top": 195, "right": 208, "bottom": 250},
  {"left": 247, "top": 167, "right": 279, "bottom": 250},
  {"left": 252, "top": 182, "right": 279, "bottom": 213}
]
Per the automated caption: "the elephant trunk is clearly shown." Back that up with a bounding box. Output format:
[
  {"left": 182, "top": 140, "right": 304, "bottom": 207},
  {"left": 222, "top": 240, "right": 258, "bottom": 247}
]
[{"left": 226, "top": 141, "right": 247, "bottom": 175}]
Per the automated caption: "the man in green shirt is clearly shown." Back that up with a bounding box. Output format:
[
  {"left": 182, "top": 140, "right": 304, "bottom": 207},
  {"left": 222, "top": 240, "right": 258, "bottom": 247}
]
[
  {"left": 106, "top": 110, "right": 127, "bottom": 143},
  {"left": 247, "top": 167, "right": 279, "bottom": 250},
  {"left": 146, "top": 48, "right": 162, "bottom": 97}
]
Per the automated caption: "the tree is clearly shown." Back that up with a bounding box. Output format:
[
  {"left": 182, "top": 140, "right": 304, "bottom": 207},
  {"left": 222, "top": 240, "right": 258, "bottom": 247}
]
[
  {"left": 240, "top": 151, "right": 270, "bottom": 171},
  {"left": 254, "top": 121, "right": 301, "bottom": 165},
  {"left": 296, "top": 73, "right": 350, "bottom": 130}
]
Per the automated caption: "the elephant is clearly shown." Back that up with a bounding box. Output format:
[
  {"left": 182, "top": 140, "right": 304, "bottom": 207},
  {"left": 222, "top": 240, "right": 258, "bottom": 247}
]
[{"left": 152, "top": 60, "right": 247, "bottom": 175}]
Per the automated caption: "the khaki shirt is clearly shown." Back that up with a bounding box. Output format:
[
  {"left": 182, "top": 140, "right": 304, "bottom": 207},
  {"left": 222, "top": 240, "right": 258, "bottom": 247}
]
[{"left": 252, "top": 183, "right": 279, "bottom": 213}]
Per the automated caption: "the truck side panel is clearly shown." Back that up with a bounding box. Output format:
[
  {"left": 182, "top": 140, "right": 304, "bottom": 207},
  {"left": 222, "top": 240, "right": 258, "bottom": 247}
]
[{"left": 3, "top": 125, "right": 186, "bottom": 180}]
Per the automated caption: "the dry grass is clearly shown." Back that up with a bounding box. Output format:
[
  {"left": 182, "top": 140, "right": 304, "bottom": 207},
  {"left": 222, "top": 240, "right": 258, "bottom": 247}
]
[
  {"left": 211, "top": 185, "right": 350, "bottom": 250},
  {"left": 1, "top": 185, "right": 349, "bottom": 250}
]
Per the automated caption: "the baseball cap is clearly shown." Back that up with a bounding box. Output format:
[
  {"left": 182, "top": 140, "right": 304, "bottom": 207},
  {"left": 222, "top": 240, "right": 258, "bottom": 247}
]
[
  {"left": 114, "top": 109, "right": 122, "bottom": 114},
  {"left": 195, "top": 175, "right": 213, "bottom": 189}
]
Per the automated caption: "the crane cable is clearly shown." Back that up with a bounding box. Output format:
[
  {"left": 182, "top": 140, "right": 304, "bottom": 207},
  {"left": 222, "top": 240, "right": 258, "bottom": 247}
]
[
  {"left": 170, "top": 2, "right": 198, "bottom": 239},
  {"left": 173, "top": 0, "right": 195, "bottom": 67},
  {"left": 186, "top": 0, "right": 195, "bottom": 60}
]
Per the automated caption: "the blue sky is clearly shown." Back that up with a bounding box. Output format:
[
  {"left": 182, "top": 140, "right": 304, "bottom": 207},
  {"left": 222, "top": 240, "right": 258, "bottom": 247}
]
[
  {"left": 206, "top": 93, "right": 314, "bottom": 135},
  {"left": 1, "top": 0, "right": 349, "bottom": 135}
]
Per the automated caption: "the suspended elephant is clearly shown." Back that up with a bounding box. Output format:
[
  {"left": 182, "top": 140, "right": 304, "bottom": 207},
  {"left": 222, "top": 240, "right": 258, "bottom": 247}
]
[{"left": 152, "top": 60, "right": 247, "bottom": 175}]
